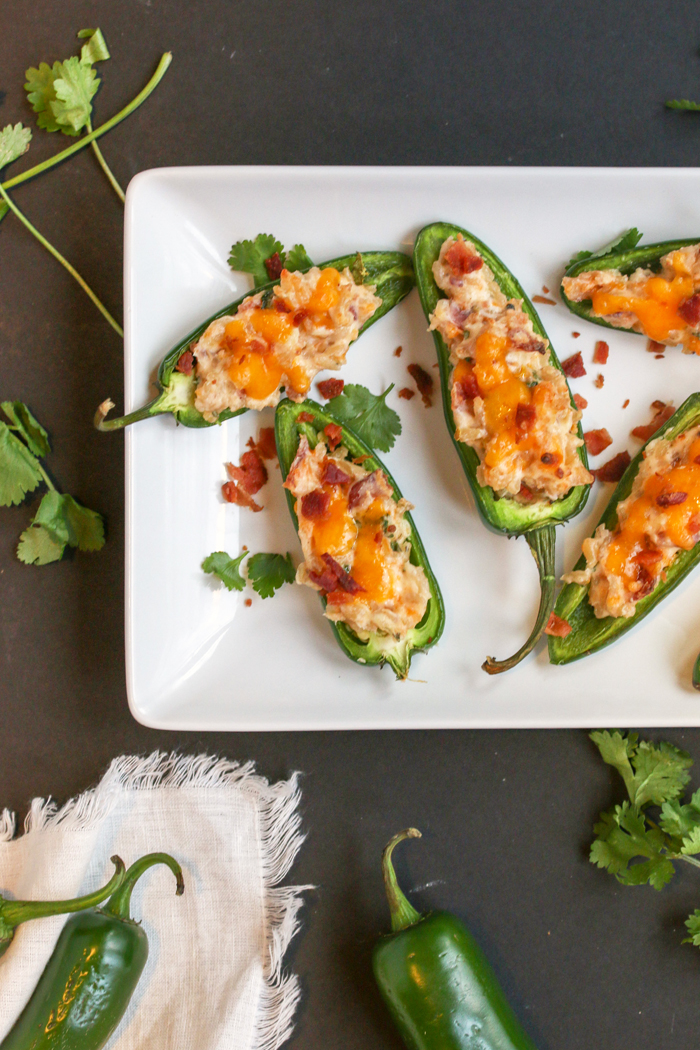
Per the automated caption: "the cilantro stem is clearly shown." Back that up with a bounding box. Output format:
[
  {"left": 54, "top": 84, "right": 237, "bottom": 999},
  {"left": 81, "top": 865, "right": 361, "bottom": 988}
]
[
  {"left": 35, "top": 461, "right": 56, "bottom": 493},
  {"left": 675, "top": 853, "right": 700, "bottom": 871},
  {"left": 0, "top": 182, "right": 123, "bottom": 337},
  {"left": 87, "top": 121, "right": 126, "bottom": 204},
  {"left": 1, "top": 52, "right": 172, "bottom": 195}
]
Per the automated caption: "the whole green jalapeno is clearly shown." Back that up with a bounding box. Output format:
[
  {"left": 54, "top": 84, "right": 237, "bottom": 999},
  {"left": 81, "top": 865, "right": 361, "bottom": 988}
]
[
  {"left": 1, "top": 852, "right": 183, "bottom": 1050},
  {"left": 96, "top": 250, "right": 414, "bottom": 432},
  {"left": 413, "top": 221, "right": 591, "bottom": 674},
  {"left": 373, "top": 829, "right": 539, "bottom": 1050}
]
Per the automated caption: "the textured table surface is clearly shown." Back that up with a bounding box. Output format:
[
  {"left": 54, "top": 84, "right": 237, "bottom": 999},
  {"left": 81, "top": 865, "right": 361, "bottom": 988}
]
[{"left": 2, "top": 3, "right": 700, "bottom": 1047}]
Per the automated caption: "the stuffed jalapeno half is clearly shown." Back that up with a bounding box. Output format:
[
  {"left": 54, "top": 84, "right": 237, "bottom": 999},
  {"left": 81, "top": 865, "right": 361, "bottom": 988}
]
[
  {"left": 275, "top": 398, "right": 444, "bottom": 680},
  {"left": 550, "top": 393, "right": 700, "bottom": 665},
  {"left": 561, "top": 230, "right": 700, "bottom": 353},
  {"left": 96, "top": 250, "right": 414, "bottom": 431},
  {"left": 414, "top": 221, "right": 592, "bottom": 674}
]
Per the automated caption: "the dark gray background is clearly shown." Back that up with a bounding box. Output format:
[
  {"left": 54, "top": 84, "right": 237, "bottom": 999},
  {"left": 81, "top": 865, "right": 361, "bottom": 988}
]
[{"left": 2, "top": 2, "right": 700, "bottom": 1046}]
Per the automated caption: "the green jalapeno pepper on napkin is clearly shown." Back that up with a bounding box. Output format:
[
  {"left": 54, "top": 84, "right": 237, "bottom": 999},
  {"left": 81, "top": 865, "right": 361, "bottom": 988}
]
[
  {"left": 373, "top": 829, "right": 539, "bottom": 1050},
  {"left": 275, "top": 398, "right": 444, "bottom": 680},
  {"left": 413, "top": 221, "right": 590, "bottom": 674},
  {"left": 96, "top": 250, "right": 414, "bottom": 431},
  {"left": 549, "top": 393, "right": 700, "bottom": 665},
  {"left": 1, "top": 852, "right": 183, "bottom": 1050}
]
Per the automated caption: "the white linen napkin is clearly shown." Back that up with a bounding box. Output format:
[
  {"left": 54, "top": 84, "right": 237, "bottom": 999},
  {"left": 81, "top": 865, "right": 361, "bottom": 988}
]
[{"left": 0, "top": 752, "right": 310, "bottom": 1049}]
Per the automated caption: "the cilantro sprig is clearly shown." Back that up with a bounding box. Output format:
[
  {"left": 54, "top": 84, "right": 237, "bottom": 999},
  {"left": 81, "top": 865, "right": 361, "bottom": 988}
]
[
  {"left": 326, "top": 383, "right": 402, "bottom": 453},
  {"left": 590, "top": 730, "right": 700, "bottom": 945},
  {"left": 0, "top": 401, "right": 104, "bottom": 565},
  {"left": 228, "top": 234, "right": 314, "bottom": 287},
  {"left": 565, "top": 228, "right": 643, "bottom": 272},
  {"left": 202, "top": 549, "right": 295, "bottom": 598}
]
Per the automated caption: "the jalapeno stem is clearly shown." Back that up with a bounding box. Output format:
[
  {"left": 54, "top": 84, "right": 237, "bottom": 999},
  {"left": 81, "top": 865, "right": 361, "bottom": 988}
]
[
  {"left": 102, "top": 852, "right": 183, "bottom": 921},
  {"left": 382, "top": 829, "right": 423, "bottom": 933},
  {"left": 94, "top": 397, "right": 161, "bottom": 431},
  {"left": 482, "top": 523, "right": 556, "bottom": 674},
  {"left": 0, "top": 855, "right": 125, "bottom": 957}
]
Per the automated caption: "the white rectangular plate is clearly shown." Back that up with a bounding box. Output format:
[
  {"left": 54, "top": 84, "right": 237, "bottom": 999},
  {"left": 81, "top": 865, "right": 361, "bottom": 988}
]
[{"left": 125, "top": 166, "right": 700, "bottom": 729}]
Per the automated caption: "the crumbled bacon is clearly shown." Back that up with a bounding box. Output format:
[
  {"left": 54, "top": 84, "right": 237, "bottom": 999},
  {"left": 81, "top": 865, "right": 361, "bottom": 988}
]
[
  {"left": 317, "top": 378, "right": 345, "bottom": 400},
  {"left": 292, "top": 309, "right": 308, "bottom": 327},
  {"left": 540, "top": 452, "right": 560, "bottom": 466},
  {"left": 274, "top": 298, "right": 291, "bottom": 313},
  {"left": 394, "top": 345, "right": 403, "bottom": 357},
  {"left": 348, "top": 471, "right": 382, "bottom": 510},
  {"left": 321, "top": 553, "right": 364, "bottom": 594},
  {"left": 562, "top": 352, "right": 586, "bottom": 378},
  {"left": 622, "top": 399, "right": 630, "bottom": 409},
  {"left": 245, "top": 598, "right": 252, "bottom": 607},
  {"left": 631, "top": 402, "right": 675, "bottom": 442},
  {"left": 532, "top": 295, "right": 556, "bottom": 305},
  {"left": 175, "top": 349, "right": 194, "bottom": 375},
  {"left": 455, "top": 370, "right": 480, "bottom": 403},
  {"left": 634, "top": 563, "right": 656, "bottom": 599},
  {"left": 544, "top": 612, "right": 572, "bottom": 638},
  {"left": 444, "top": 239, "right": 483, "bottom": 275},
  {"left": 542, "top": 285, "right": 550, "bottom": 295},
  {"left": 301, "top": 489, "right": 330, "bottom": 519},
  {"left": 324, "top": 423, "right": 343, "bottom": 450},
  {"left": 572, "top": 332, "right": 580, "bottom": 338},
  {"left": 656, "top": 490, "right": 688, "bottom": 507},
  {"left": 594, "top": 374, "right": 605, "bottom": 389},
  {"left": 593, "top": 341, "right": 609, "bottom": 364},
  {"left": 398, "top": 387, "right": 415, "bottom": 400},
  {"left": 221, "top": 482, "right": 262, "bottom": 512},
  {"left": 584, "top": 429, "right": 613, "bottom": 456},
  {"left": 252, "top": 427, "right": 277, "bottom": 460},
  {"left": 573, "top": 393, "right": 588, "bottom": 411},
  {"left": 647, "top": 339, "right": 666, "bottom": 354},
  {"left": 518, "top": 482, "right": 534, "bottom": 501},
  {"left": 592, "top": 450, "right": 631, "bottom": 483},
  {"left": 322, "top": 460, "right": 353, "bottom": 485},
  {"left": 308, "top": 566, "right": 340, "bottom": 592},
  {"left": 297, "top": 411, "right": 315, "bottom": 423},
  {"left": 515, "top": 402, "right": 536, "bottom": 440},
  {"left": 407, "top": 363, "right": 434, "bottom": 407},
  {"left": 225, "top": 450, "right": 267, "bottom": 494},
  {"left": 264, "top": 252, "right": 284, "bottom": 280},
  {"left": 678, "top": 293, "right": 700, "bottom": 326}
]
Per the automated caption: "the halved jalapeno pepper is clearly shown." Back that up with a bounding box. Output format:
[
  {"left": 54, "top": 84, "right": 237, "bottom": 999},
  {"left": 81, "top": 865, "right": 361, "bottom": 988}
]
[
  {"left": 413, "top": 221, "right": 591, "bottom": 673},
  {"left": 275, "top": 398, "right": 444, "bottom": 680}
]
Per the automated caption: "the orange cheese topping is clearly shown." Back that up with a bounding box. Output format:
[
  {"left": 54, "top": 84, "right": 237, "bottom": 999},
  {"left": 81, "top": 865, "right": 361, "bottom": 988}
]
[
  {"left": 591, "top": 252, "right": 694, "bottom": 343},
  {"left": 603, "top": 436, "right": 700, "bottom": 582},
  {"left": 310, "top": 488, "right": 357, "bottom": 561},
  {"left": 350, "top": 524, "right": 395, "bottom": 602},
  {"left": 468, "top": 331, "right": 531, "bottom": 468}
]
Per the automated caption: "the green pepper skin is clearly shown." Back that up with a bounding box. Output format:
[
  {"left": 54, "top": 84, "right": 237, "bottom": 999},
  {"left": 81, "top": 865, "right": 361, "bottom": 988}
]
[
  {"left": 274, "top": 398, "right": 444, "bottom": 680},
  {"left": 97, "top": 250, "right": 415, "bottom": 431},
  {"left": 560, "top": 236, "right": 700, "bottom": 333},
  {"left": 373, "top": 830, "right": 538, "bottom": 1050},
  {"left": 549, "top": 392, "right": 700, "bottom": 665},
  {"left": 374, "top": 912, "right": 538, "bottom": 1050},
  {"left": 414, "top": 221, "right": 590, "bottom": 536},
  {"left": 1, "top": 853, "right": 183, "bottom": 1050}
]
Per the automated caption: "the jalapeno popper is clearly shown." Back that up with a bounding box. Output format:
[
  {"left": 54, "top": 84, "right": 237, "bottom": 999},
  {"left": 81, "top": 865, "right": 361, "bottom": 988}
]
[
  {"left": 275, "top": 399, "right": 444, "bottom": 679},
  {"left": 550, "top": 393, "right": 700, "bottom": 664},
  {"left": 414, "top": 222, "right": 592, "bottom": 674},
  {"left": 96, "top": 247, "right": 414, "bottom": 431},
  {"left": 561, "top": 230, "right": 700, "bottom": 352}
]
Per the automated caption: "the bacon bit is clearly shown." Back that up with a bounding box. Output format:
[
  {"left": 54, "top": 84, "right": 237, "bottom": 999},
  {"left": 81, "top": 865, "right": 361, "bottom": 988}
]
[
  {"left": 656, "top": 490, "right": 688, "bottom": 507},
  {"left": 678, "top": 293, "right": 700, "bottom": 326},
  {"left": 593, "top": 340, "right": 609, "bottom": 364},
  {"left": 594, "top": 374, "right": 605, "bottom": 389},
  {"left": 592, "top": 450, "right": 631, "bottom": 483},
  {"left": 254, "top": 427, "right": 277, "bottom": 460},
  {"left": 540, "top": 452, "right": 560, "bottom": 466},
  {"left": 655, "top": 354, "right": 665, "bottom": 359},
  {"left": 622, "top": 399, "right": 630, "bottom": 409},
  {"left": 317, "top": 378, "right": 345, "bottom": 400},
  {"left": 455, "top": 370, "right": 481, "bottom": 403},
  {"left": 374, "top": 531, "right": 382, "bottom": 544},
  {"left": 584, "top": 428, "right": 613, "bottom": 456},
  {"left": 544, "top": 612, "right": 572, "bottom": 638},
  {"left": 245, "top": 598, "right": 252, "bottom": 607},
  {"left": 394, "top": 345, "right": 403, "bottom": 357},
  {"left": 631, "top": 402, "right": 675, "bottom": 442},
  {"left": 292, "top": 309, "right": 308, "bottom": 327},
  {"left": 515, "top": 402, "right": 536, "bottom": 440},
  {"left": 444, "top": 239, "right": 483, "bottom": 275},
  {"left": 572, "top": 332, "right": 580, "bottom": 338},
  {"left": 175, "top": 349, "right": 194, "bottom": 375},
  {"left": 695, "top": 455, "right": 700, "bottom": 465},
  {"left": 297, "top": 411, "right": 315, "bottom": 423},
  {"left": 301, "top": 489, "right": 330, "bottom": 519},
  {"left": 324, "top": 423, "right": 343, "bottom": 450},
  {"left": 573, "top": 393, "right": 588, "bottom": 410},
  {"left": 407, "top": 364, "right": 434, "bottom": 407},
  {"left": 646, "top": 339, "right": 666, "bottom": 354},
  {"left": 321, "top": 553, "right": 364, "bottom": 594},
  {"left": 386, "top": 524, "right": 396, "bottom": 534},
  {"left": 225, "top": 450, "right": 268, "bottom": 494},
  {"left": 634, "top": 563, "right": 656, "bottom": 599},
  {"left": 349, "top": 471, "right": 381, "bottom": 510},
  {"left": 562, "top": 352, "right": 586, "bottom": 378},
  {"left": 221, "top": 482, "right": 263, "bottom": 512},
  {"left": 353, "top": 454, "right": 372, "bottom": 464},
  {"left": 398, "top": 388, "right": 415, "bottom": 400},
  {"left": 556, "top": 467, "right": 565, "bottom": 478},
  {"left": 322, "top": 460, "right": 353, "bottom": 486},
  {"left": 542, "top": 285, "right": 550, "bottom": 295},
  {"left": 308, "top": 566, "right": 340, "bottom": 592},
  {"left": 264, "top": 252, "right": 283, "bottom": 280},
  {"left": 532, "top": 295, "right": 556, "bottom": 305},
  {"left": 274, "top": 298, "right": 291, "bottom": 313},
  {"left": 635, "top": 549, "right": 663, "bottom": 569},
  {"left": 518, "top": 482, "right": 534, "bottom": 501}
]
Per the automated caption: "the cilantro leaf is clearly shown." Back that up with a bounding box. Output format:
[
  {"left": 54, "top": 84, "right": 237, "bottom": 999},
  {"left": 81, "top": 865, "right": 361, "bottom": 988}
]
[
  {"left": 667, "top": 99, "right": 700, "bottom": 111},
  {"left": 565, "top": 228, "right": 643, "bottom": 272},
  {"left": 78, "top": 28, "right": 110, "bottom": 66},
  {"left": 326, "top": 383, "right": 402, "bottom": 453},
  {"left": 0, "top": 422, "right": 42, "bottom": 506},
  {"left": 31, "top": 491, "right": 104, "bottom": 551},
  {"left": 50, "top": 57, "right": 99, "bottom": 136},
  {"left": 684, "top": 910, "right": 700, "bottom": 946},
  {"left": 681, "top": 825, "right": 700, "bottom": 856},
  {"left": 25, "top": 63, "right": 63, "bottom": 132},
  {"left": 1, "top": 401, "right": 50, "bottom": 458},
  {"left": 229, "top": 234, "right": 284, "bottom": 287},
  {"left": 0, "top": 123, "right": 32, "bottom": 170},
  {"left": 660, "top": 789, "right": 700, "bottom": 839},
  {"left": 590, "top": 730, "right": 691, "bottom": 808},
  {"left": 590, "top": 803, "right": 675, "bottom": 891},
  {"left": 17, "top": 523, "right": 65, "bottom": 565},
  {"left": 248, "top": 552, "right": 295, "bottom": 598},
  {"left": 284, "top": 244, "right": 313, "bottom": 271},
  {"left": 202, "top": 550, "right": 247, "bottom": 591}
]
